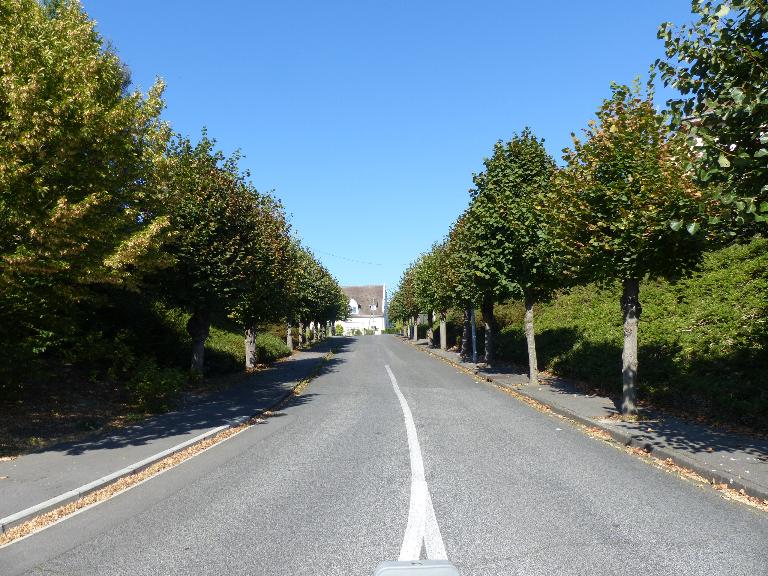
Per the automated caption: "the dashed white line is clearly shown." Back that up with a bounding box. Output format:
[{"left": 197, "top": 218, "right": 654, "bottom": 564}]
[{"left": 385, "top": 364, "right": 447, "bottom": 561}]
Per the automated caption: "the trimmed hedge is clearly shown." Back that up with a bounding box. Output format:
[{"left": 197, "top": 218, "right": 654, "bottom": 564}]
[
  {"left": 494, "top": 237, "right": 768, "bottom": 430},
  {"left": 254, "top": 332, "right": 291, "bottom": 363}
]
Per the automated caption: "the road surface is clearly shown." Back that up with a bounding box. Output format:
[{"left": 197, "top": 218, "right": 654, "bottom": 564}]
[{"left": 2, "top": 336, "right": 766, "bottom": 575}]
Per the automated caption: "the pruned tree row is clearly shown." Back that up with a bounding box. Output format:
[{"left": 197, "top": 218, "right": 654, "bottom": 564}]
[
  {"left": 389, "top": 1, "right": 767, "bottom": 416},
  {"left": 0, "top": 0, "right": 347, "bottom": 392}
]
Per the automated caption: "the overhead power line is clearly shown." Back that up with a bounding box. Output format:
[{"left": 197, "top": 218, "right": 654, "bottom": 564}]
[{"left": 315, "top": 250, "right": 382, "bottom": 266}]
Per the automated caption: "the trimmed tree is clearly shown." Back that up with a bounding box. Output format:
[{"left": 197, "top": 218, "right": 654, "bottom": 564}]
[
  {"left": 413, "top": 241, "right": 454, "bottom": 350},
  {"left": 471, "top": 129, "right": 560, "bottom": 385},
  {"left": 445, "top": 213, "right": 477, "bottom": 360},
  {"left": 157, "top": 134, "right": 292, "bottom": 374},
  {"left": 551, "top": 82, "right": 707, "bottom": 415}
]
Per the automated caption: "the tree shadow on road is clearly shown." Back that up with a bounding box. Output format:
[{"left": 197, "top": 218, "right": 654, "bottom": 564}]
[{"left": 51, "top": 337, "right": 354, "bottom": 456}]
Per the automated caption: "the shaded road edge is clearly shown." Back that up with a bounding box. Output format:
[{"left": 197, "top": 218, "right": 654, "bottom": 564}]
[{"left": 0, "top": 346, "right": 336, "bottom": 541}]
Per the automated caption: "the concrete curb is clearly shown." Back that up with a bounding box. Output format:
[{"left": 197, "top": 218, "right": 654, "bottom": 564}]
[
  {"left": 403, "top": 338, "right": 768, "bottom": 504},
  {"left": 0, "top": 347, "right": 332, "bottom": 534}
]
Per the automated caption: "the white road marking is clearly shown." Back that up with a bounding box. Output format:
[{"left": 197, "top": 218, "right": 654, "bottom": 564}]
[{"left": 385, "top": 364, "right": 447, "bottom": 561}]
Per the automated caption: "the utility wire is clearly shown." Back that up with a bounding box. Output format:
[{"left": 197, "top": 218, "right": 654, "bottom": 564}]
[{"left": 314, "top": 250, "right": 382, "bottom": 266}]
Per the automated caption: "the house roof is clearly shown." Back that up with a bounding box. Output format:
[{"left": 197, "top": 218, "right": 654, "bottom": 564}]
[{"left": 343, "top": 285, "right": 385, "bottom": 318}]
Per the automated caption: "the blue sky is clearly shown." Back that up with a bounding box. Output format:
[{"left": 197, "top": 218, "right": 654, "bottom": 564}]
[{"left": 83, "top": 0, "right": 696, "bottom": 292}]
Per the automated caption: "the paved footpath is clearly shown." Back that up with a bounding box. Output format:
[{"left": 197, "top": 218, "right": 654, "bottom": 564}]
[
  {"left": 410, "top": 338, "right": 768, "bottom": 501},
  {"left": 1, "top": 336, "right": 766, "bottom": 576},
  {"left": 0, "top": 339, "right": 336, "bottom": 524}
]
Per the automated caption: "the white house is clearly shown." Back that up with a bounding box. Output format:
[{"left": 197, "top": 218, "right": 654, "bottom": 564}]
[{"left": 337, "top": 285, "right": 387, "bottom": 334}]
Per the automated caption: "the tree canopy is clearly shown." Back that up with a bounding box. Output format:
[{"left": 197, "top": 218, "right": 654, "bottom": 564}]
[{"left": 657, "top": 0, "right": 768, "bottom": 227}]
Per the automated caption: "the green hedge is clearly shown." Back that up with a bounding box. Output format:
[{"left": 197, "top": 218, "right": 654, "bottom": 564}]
[
  {"left": 254, "top": 332, "right": 291, "bottom": 363},
  {"left": 495, "top": 237, "right": 768, "bottom": 429}
]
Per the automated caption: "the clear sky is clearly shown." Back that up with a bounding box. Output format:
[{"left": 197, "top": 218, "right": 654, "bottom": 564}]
[{"left": 82, "top": 0, "right": 696, "bottom": 293}]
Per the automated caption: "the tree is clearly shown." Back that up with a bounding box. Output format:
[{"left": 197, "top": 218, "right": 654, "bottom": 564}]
[
  {"left": 156, "top": 133, "right": 292, "bottom": 374},
  {"left": 225, "top": 186, "right": 293, "bottom": 369},
  {"left": 391, "top": 264, "right": 420, "bottom": 340},
  {"left": 445, "top": 213, "right": 478, "bottom": 359},
  {"left": 286, "top": 246, "right": 346, "bottom": 345},
  {"left": 446, "top": 188, "right": 516, "bottom": 364},
  {"left": 551, "top": 82, "right": 706, "bottom": 415},
  {"left": 470, "top": 130, "right": 559, "bottom": 384},
  {"left": 656, "top": 0, "right": 768, "bottom": 228},
  {"left": 0, "top": 0, "right": 170, "bottom": 377},
  {"left": 412, "top": 241, "right": 453, "bottom": 349}
]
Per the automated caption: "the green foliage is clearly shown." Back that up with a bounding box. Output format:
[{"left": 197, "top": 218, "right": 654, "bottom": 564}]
[
  {"left": 389, "top": 262, "right": 420, "bottom": 323},
  {"left": 412, "top": 241, "right": 454, "bottom": 315},
  {"left": 552, "top": 82, "right": 708, "bottom": 283},
  {"left": 469, "top": 129, "right": 559, "bottom": 300},
  {"left": 0, "top": 0, "right": 170, "bottom": 382},
  {"left": 335, "top": 324, "right": 344, "bottom": 336},
  {"left": 496, "top": 237, "right": 768, "bottom": 429},
  {"left": 657, "top": 0, "right": 768, "bottom": 227},
  {"left": 156, "top": 133, "right": 291, "bottom": 323},
  {"left": 253, "top": 332, "right": 291, "bottom": 363},
  {"left": 286, "top": 243, "right": 347, "bottom": 327},
  {"left": 126, "top": 358, "right": 185, "bottom": 413}
]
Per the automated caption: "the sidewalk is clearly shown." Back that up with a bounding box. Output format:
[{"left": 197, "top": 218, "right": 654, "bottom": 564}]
[
  {"left": 408, "top": 338, "right": 768, "bottom": 502},
  {"left": 0, "top": 338, "right": 344, "bottom": 530}
]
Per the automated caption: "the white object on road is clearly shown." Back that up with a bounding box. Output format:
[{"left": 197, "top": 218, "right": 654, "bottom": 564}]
[
  {"left": 385, "top": 364, "right": 447, "bottom": 562},
  {"left": 374, "top": 560, "right": 459, "bottom": 575}
]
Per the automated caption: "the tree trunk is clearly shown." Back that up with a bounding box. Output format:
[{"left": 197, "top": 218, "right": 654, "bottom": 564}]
[
  {"left": 286, "top": 322, "right": 293, "bottom": 350},
  {"left": 427, "top": 311, "right": 434, "bottom": 347},
  {"left": 439, "top": 311, "right": 447, "bottom": 351},
  {"left": 481, "top": 296, "right": 495, "bottom": 365},
  {"left": 186, "top": 310, "right": 210, "bottom": 375},
  {"left": 245, "top": 326, "right": 258, "bottom": 369},
  {"left": 461, "top": 308, "right": 471, "bottom": 359},
  {"left": 621, "top": 278, "right": 641, "bottom": 416},
  {"left": 298, "top": 321, "right": 305, "bottom": 345},
  {"left": 412, "top": 315, "right": 419, "bottom": 341},
  {"left": 470, "top": 307, "right": 478, "bottom": 364},
  {"left": 523, "top": 291, "right": 539, "bottom": 386}
]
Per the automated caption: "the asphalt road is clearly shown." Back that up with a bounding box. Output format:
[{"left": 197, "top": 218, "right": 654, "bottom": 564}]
[{"left": 2, "top": 336, "right": 767, "bottom": 576}]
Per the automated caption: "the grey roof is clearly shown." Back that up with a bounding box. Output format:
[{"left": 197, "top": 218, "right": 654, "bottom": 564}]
[{"left": 343, "top": 285, "right": 385, "bottom": 318}]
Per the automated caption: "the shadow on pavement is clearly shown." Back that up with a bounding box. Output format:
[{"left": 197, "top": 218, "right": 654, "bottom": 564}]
[
  {"left": 47, "top": 337, "right": 354, "bottom": 457},
  {"left": 409, "top": 337, "right": 767, "bottom": 461}
]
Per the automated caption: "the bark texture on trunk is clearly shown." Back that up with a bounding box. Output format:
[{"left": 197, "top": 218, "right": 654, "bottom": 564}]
[
  {"left": 412, "top": 315, "right": 419, "bottom": 341},
  {"left": 481, "top": 297, "right": 495, "bottom": 365},
  {"left": 186, "top": 310, "right": 210, "bottom": 374},
  {"left": 461, "top": 308, "right": 471, "bottom": 359},
  {"left": 427, "top": 311, "right": 434, "bottom": 347},
  {"left": 470, "top": 307, "right": 478, "bottom": 364},
  {"left": 286, "top": 322, "right": 293, "bottom": 350},
  {"left": 621, "top": 278, "right": 641, "bottom": 415},
  {"left": 523, "top": 291, "right": 539, "bottom": 386},
  {"left": 298, "top": 322, "right": 305, "bottom": 345},
  {"left": 439, "top": 312, "right": 447, "bottom": 351},
  {"left": 245, "top": 326, "right": 258, "bottom": 369}
]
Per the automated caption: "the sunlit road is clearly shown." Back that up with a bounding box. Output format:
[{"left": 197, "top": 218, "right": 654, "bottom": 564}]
[{"left": 2, "top": 336, "right": 766, "bottom": 576}]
